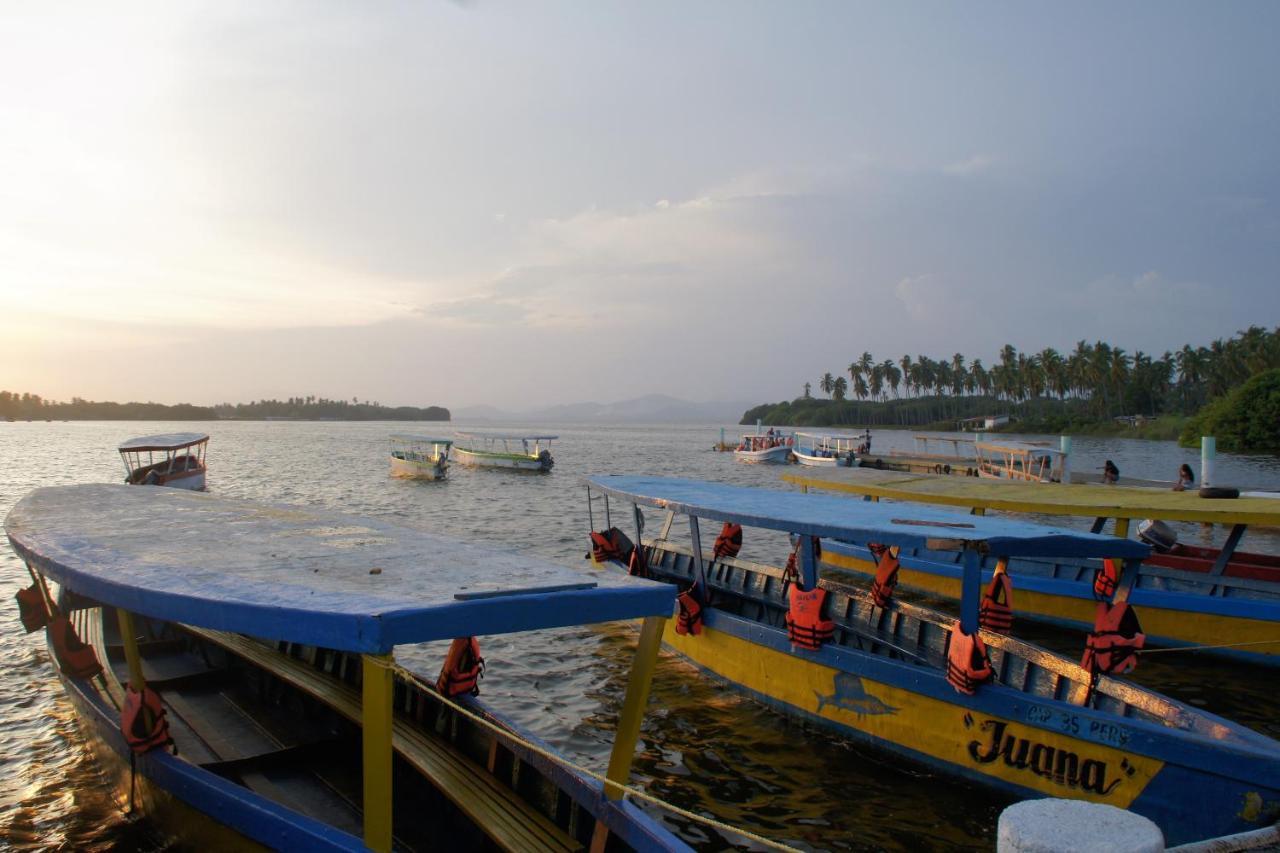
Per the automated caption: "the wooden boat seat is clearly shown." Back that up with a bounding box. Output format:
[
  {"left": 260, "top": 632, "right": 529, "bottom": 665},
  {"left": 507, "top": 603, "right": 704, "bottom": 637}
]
[{"left": 188, "top": 628, "right": 583, "bottom": 853}]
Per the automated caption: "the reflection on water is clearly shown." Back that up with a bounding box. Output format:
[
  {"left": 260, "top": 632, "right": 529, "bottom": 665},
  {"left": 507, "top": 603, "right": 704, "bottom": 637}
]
[{"left": 0, "top": 422, "right": 1277, "bottom": 850}]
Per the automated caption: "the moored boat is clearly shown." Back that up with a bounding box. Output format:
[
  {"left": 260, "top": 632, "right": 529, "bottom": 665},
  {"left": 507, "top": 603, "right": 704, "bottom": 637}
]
[
  {"left": 6, "top": 484, "right": 688, "bottom": 852},
  {"left": 453, "top": 433, "right": 556, "bottom": 472},
  {"left": 732, "top": 432, "right": 792, "bottom": 464},
  {"left": 118, "top": 432, "right": 208, "bottom": 490},
  {"left": 974, "top": 440, "right": 1067, "bottom": 483},
  {"left": 783, "top": 467, "right": 1280, "bottom": 666},
  {"left": 584, "top": 475, "right": 1280, "bottom": 845},
  {"left": 388, "top": 434, "right": 451, "bottom": 480},
  {"left": 791, "top": 432, "right": 860, "bottom": 467}
]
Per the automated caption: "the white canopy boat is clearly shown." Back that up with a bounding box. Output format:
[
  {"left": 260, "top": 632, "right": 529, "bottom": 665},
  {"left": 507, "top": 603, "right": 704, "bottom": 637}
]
[
  {"left": 118, "top": 433, "right": 208, "bottom": 490},
  {"left": 453, "top": 433, "right": 556, "bottom": 472},
  {"left": 974, "top": 440, "right": 1067, "bottom": 483},
  {"left": 792, "top": 432, "right": 860, "bottom": 467},
  {"left": 733, "top": 432, "right": 792, "bottom": 464},
  {"left": 388, "top": 435, "right": 451, "bottom": 480}
]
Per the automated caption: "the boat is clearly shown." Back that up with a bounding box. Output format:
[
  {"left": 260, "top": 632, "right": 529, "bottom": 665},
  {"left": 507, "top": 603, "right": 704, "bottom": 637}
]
[
  {"left": 583, "top": 475, "right": 1280, "bottom": 845},
  {"left": 5, "top": 484, "right": 690, "bottom": 852},
  {"left": 974, "top": 440, "right": 1067, "bottom": 483},
  {"left": 782, "top": 467, "right": 1280, "bottom": 666},
  {"left": 791, "top": 432, "right": 860, "bottom": 467},
  {"left": 388, "top": 434, "right": 451, "bottom": 480},
  {"left": 732, "top": 432, "right": 792, "bottom": 464},
  {"left": 118, "top": 432, "right": 209, "bottom": 490},
  {"left": 452, "top": 433, "right": 556, "bottom": 472}
]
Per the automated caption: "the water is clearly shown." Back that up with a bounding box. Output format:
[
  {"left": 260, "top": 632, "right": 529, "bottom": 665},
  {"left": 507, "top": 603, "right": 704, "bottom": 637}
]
[{"left": 2, "top": 422, "right": 1278, "bottom": 850}]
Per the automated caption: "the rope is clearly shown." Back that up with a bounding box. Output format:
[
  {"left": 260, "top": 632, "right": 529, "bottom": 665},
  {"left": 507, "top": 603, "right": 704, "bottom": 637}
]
[
  {"left": 1137, "top": 638, "right": 1280, "bottom": 654},
  {"left": 388, "top": 662, "right": 801, "bottom": 853}
]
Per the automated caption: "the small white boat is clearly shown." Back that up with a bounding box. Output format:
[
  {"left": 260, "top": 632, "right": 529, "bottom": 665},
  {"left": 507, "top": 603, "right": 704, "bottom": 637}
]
[
  {"left": 118, "top": 433, "right": 208, "bottom": 490},
  {"left": 389, "top": 435, "right": 451, "bottom": 480},
  {"left": 792, "top": 432, "right": 860, "bottom": 467},
  {"left": 732, "top": 432, "right": 792, "bottom": 464},
  {"left": 974, "top": 441, "right": 1066, "bottom": 483},
  {"left": 453, "top": 433, "right": 556, "bottom": 472}
]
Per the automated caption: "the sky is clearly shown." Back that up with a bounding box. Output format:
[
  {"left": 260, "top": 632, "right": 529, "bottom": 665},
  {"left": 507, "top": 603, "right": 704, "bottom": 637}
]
[{"left": 1, "top": 2, "right": 1278, "bottom": 409}]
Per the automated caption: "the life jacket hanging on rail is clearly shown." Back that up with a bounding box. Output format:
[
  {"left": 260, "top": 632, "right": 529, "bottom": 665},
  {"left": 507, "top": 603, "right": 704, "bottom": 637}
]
[
  {"left": 15, "top": 583, "right": 50, "bottom": 633},
  {"left": 1081, "top": 602, "right": 1145, "bottom": 676},
  {"left": 946, "top": 624, "right": 993, "bottom": 695},
  {"left": 783, "top": 537, "right": 821, "bottom": 586},
  {"left": 437, "top": 637, "right": 485, "bottom": 697},
  {"left": 627, "top": 544, "right": 648, "bottom": 578},
  {"left": 1093, "top": 558, "right": 1121, "bottom": 600},
  {"left": 588, "top": 527, "right": 634, "bottom": 565},
  {"left": 785, "top": 585, "right": 835, "bottom": 650},
  {"left": 121, "top": 685, "right": 174, "bottom": 754},
  {"left": 49, "top": 616, "right": 103, "bottom": 680},
  {"left": 869, "top": 544, "right": 900, "bottom": 608},
  {"left": 712, "top": 523, "right": 743, "bottom": 560},
  {"left": 979, "top": 569, "right": 1014, "bottom": 634},
  {"left": 675, "top": 586, "right": 704, "bottom": 636}
]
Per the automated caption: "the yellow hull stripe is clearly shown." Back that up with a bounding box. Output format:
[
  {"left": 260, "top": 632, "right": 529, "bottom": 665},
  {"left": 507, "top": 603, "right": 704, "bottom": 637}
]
[
  {"left": 664, "top": 622, "right": 1162, "bottom": 806},
  {"left": 823, "top": 551, "right": 1280, "bottom": 657}
]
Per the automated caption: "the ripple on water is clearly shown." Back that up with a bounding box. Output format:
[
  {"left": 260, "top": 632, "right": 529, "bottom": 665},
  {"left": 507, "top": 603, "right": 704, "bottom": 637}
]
[{"left": 1, "top": 422, "right": 1278, "bottom": 850}]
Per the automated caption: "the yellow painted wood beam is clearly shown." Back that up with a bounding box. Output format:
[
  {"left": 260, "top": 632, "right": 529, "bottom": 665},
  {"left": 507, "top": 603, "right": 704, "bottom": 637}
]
[
  {"left": 115, "top": 609, "right": 146, "bottom": 691},
  {"left": 362, "top": 653, "right": 395, "bottom": 852},
  {"left": 604, "top": 615, "right": 665, "bottom": 800}
]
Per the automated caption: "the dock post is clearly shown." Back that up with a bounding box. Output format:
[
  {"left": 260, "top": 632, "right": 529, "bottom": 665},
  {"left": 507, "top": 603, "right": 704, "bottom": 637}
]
[
  {"left": 997, "top": 800, "right": 1162, "bottom": 852},
  {"left": 1201, "top": 436, "right": 1216, "bottom": 487},
  {"left": 362, "top": 654, "right": 395, "bottom": 853},
  {"left": 1058, "top": 436, "right": 1071, "bottom": 483},
  {"left": 604, "top": 615, "right": 666, "bottom": 800}
]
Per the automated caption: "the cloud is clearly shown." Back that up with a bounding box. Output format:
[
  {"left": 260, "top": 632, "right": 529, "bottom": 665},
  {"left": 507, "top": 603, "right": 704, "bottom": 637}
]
[{"left": 942, "top": 155, "right": 995, "bottom": 176}]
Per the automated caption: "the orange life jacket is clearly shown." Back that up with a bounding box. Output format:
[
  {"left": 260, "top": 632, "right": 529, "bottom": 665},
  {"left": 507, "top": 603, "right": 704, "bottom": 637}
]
[
  {"left": 712, "top": 523, "right": 743, "bottom": 559},
  {"left": 869, "top": 544, "right": 900, "bottom": 607},
  {"left": 1093, "top": 558, "right": 1121, "bottom": 599},
  {"left": 979, "top": 571, "right": 1014, "bottom": 634},
  {"left": 946, "top": 624, "right": 993, "bottom": 695},
  {"left": 49, "top": 616, "right": 103, "bottom": 680},
  {"left": 589, "top": 527, "right": 634, "bottom": 565},
  {"left": 1081, "top": 602, "right": 1145, "bottom": 676},
  {"left": 121, "top": 685, "right": 174, "bottom": 754},
  {"left": 436, "top": 637, "right": 484, "bottom": 697},
  {"left": 627, "top": 545, "right": 648, "bottom": 578},
  {"left": 785, "top": 586, "right": 835, "bottom": 650},
  {"left": 783, "top": 539, "right": 821, "bottom": 586},
  {"left": 675, "top": 588, "right": 703, "bottom": 636},
  {"left": 15, "top": 584, "right": 50, "bottom": 634}
]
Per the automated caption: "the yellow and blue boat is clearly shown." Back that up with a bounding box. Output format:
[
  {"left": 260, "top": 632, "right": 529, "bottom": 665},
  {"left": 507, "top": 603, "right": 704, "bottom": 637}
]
[
  {"left": 6, "top": 483, "right": 687, "bottom": 852},
  {"left": 585, "top": 475, "right": 1280, "bottom": 845},
  {"left": 783, "top": 467, "right": 1280, "bottom": 666}
]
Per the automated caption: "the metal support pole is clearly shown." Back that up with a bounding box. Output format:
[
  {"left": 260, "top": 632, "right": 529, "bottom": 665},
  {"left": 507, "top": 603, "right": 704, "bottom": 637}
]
[
  {"left": 603, "top": 615, "right": 666, "bottom": 800},
  {"left": 689, "top": 516, "right": 707, "bottom": 593},
  {"left": 960, "top": 548, "right": 981, "bottom": 635},
  {"left": 799, "top": 534, "right": 819, "bottom": 590},
  {"left": 362, "top": 654, "right": 395, "bottom": 853},
  {"left": 116, "top": 609, "right": 147, "bottom": 692}
]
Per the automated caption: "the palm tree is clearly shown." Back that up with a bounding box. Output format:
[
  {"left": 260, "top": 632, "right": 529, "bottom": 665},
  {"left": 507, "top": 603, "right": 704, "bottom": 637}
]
[
  {"left": 832, "top": 376, "right": 848, "bottom": 400},
  {"left": 819, "top": 373, "right": 835, "bottom": 398},
  {"left": 900, "top": 354, "right": 914, "bottom": 397},
  {"left": 803, "top": 382, "right": 812, "bottom": 399}
]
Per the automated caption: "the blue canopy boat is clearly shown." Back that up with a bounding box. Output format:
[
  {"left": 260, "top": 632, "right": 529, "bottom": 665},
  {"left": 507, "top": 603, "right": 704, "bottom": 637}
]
[
  {"left": 584, "top": 475, "right": 1280, "bottom": 846},
  {"left": 6, "top": 484, "right": 687, "bottom": 852}
]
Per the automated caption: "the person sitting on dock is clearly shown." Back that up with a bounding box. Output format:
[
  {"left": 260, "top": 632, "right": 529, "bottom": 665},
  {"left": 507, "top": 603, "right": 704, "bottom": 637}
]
[
  {"left": 1102, "top": 460, "right": 1120, "bottom": 484},
  {"left": 1173, "top": 463, "right": 1195, "bottom": 491}
]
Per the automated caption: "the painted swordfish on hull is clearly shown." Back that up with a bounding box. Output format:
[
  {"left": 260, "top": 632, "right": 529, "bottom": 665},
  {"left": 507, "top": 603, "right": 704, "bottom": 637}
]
[{"left": 584, "top": 475, "right": 1280, "bottom": 846}]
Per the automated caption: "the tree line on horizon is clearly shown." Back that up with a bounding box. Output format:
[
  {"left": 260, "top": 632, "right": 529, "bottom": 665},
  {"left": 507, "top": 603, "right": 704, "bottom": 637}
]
[
  {"left": 0, "top": 391, "right": 449, "bottom": 422},
  {"left": 800, "top": 326, "right": 1280, "bottom": 422}
]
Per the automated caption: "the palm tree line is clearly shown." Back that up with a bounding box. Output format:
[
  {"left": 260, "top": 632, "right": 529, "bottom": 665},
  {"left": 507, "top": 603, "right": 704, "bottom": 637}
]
[{"left": 809, "top": 326, "right": 1280, "bottom": 420}]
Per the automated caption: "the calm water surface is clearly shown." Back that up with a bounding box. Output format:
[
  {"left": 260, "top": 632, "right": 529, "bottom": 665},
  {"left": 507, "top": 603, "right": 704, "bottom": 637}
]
[{"left": 2, "top": 422, "right": 1279, "bottom": 850}]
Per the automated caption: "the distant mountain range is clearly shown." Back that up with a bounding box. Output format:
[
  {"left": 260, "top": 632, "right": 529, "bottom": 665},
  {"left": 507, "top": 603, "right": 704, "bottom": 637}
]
[{"left": 452, "top": 394, "right": 754, "bottom": 424}]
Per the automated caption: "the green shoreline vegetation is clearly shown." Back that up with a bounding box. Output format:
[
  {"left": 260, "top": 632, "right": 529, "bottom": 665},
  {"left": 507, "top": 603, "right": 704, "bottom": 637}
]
[
  {"left": 0, "top": 392, "right": 449, "bottom": 422},
  {"left": 742, "top": 327, "right": 1280, "bottom": 451}
]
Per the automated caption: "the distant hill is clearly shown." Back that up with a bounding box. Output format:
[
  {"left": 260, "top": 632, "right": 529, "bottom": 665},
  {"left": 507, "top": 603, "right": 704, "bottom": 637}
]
[
  {"left": 454, "top": 394, "right": 753, "bottom": 424},
  {"left": 0, "top": 391, "right": 448, "bottom": 421}
]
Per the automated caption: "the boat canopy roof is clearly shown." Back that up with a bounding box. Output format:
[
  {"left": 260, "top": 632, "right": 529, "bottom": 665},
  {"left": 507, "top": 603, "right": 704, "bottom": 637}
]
[
  {"left": 389, "top": 434, "right": 452, "bottom": 444},
  {"left": 976, "top": 440, "right": 1066, "bottom": 457},
  {"left": 455, "top": 432, "right": 557, "bottom": 441},
  {"left": 781, "top": 468, "right": 1280, "bottom": 526},
  {"left": 6, "top": 485, "right": 672, "bottom": 654},
  {"left": 588, "top": 475, "right": 1149, "bottom": 560},
  {"left": 118, "top": 432, "right": 209, "bottom": 452}
]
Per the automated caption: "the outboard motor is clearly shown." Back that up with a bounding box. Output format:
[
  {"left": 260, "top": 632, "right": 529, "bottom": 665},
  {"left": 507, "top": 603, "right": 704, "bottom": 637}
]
[
  {"left": 1137, "top": 519, "right": 1178, "bottom": 552},
  {"left": 538, "top": 449, "right": 554, "bottom": 470}
]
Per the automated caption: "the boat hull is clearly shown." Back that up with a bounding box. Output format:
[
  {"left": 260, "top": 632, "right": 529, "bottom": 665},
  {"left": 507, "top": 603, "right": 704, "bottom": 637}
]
[
  {"left": 821, "top": 542, "right": 1280, "bottom": 666},
  {"left": 792, "top": 451, "right": 857, "bottom": 467},
  {"left": 733, "top": 446, "right": 791, "bottom": 464},
  {"left": 452, "top": 447, "right": 552, "bottom": 472},
  {"left": 389, "top": 455, "right": 447, "bottom": 480}
]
